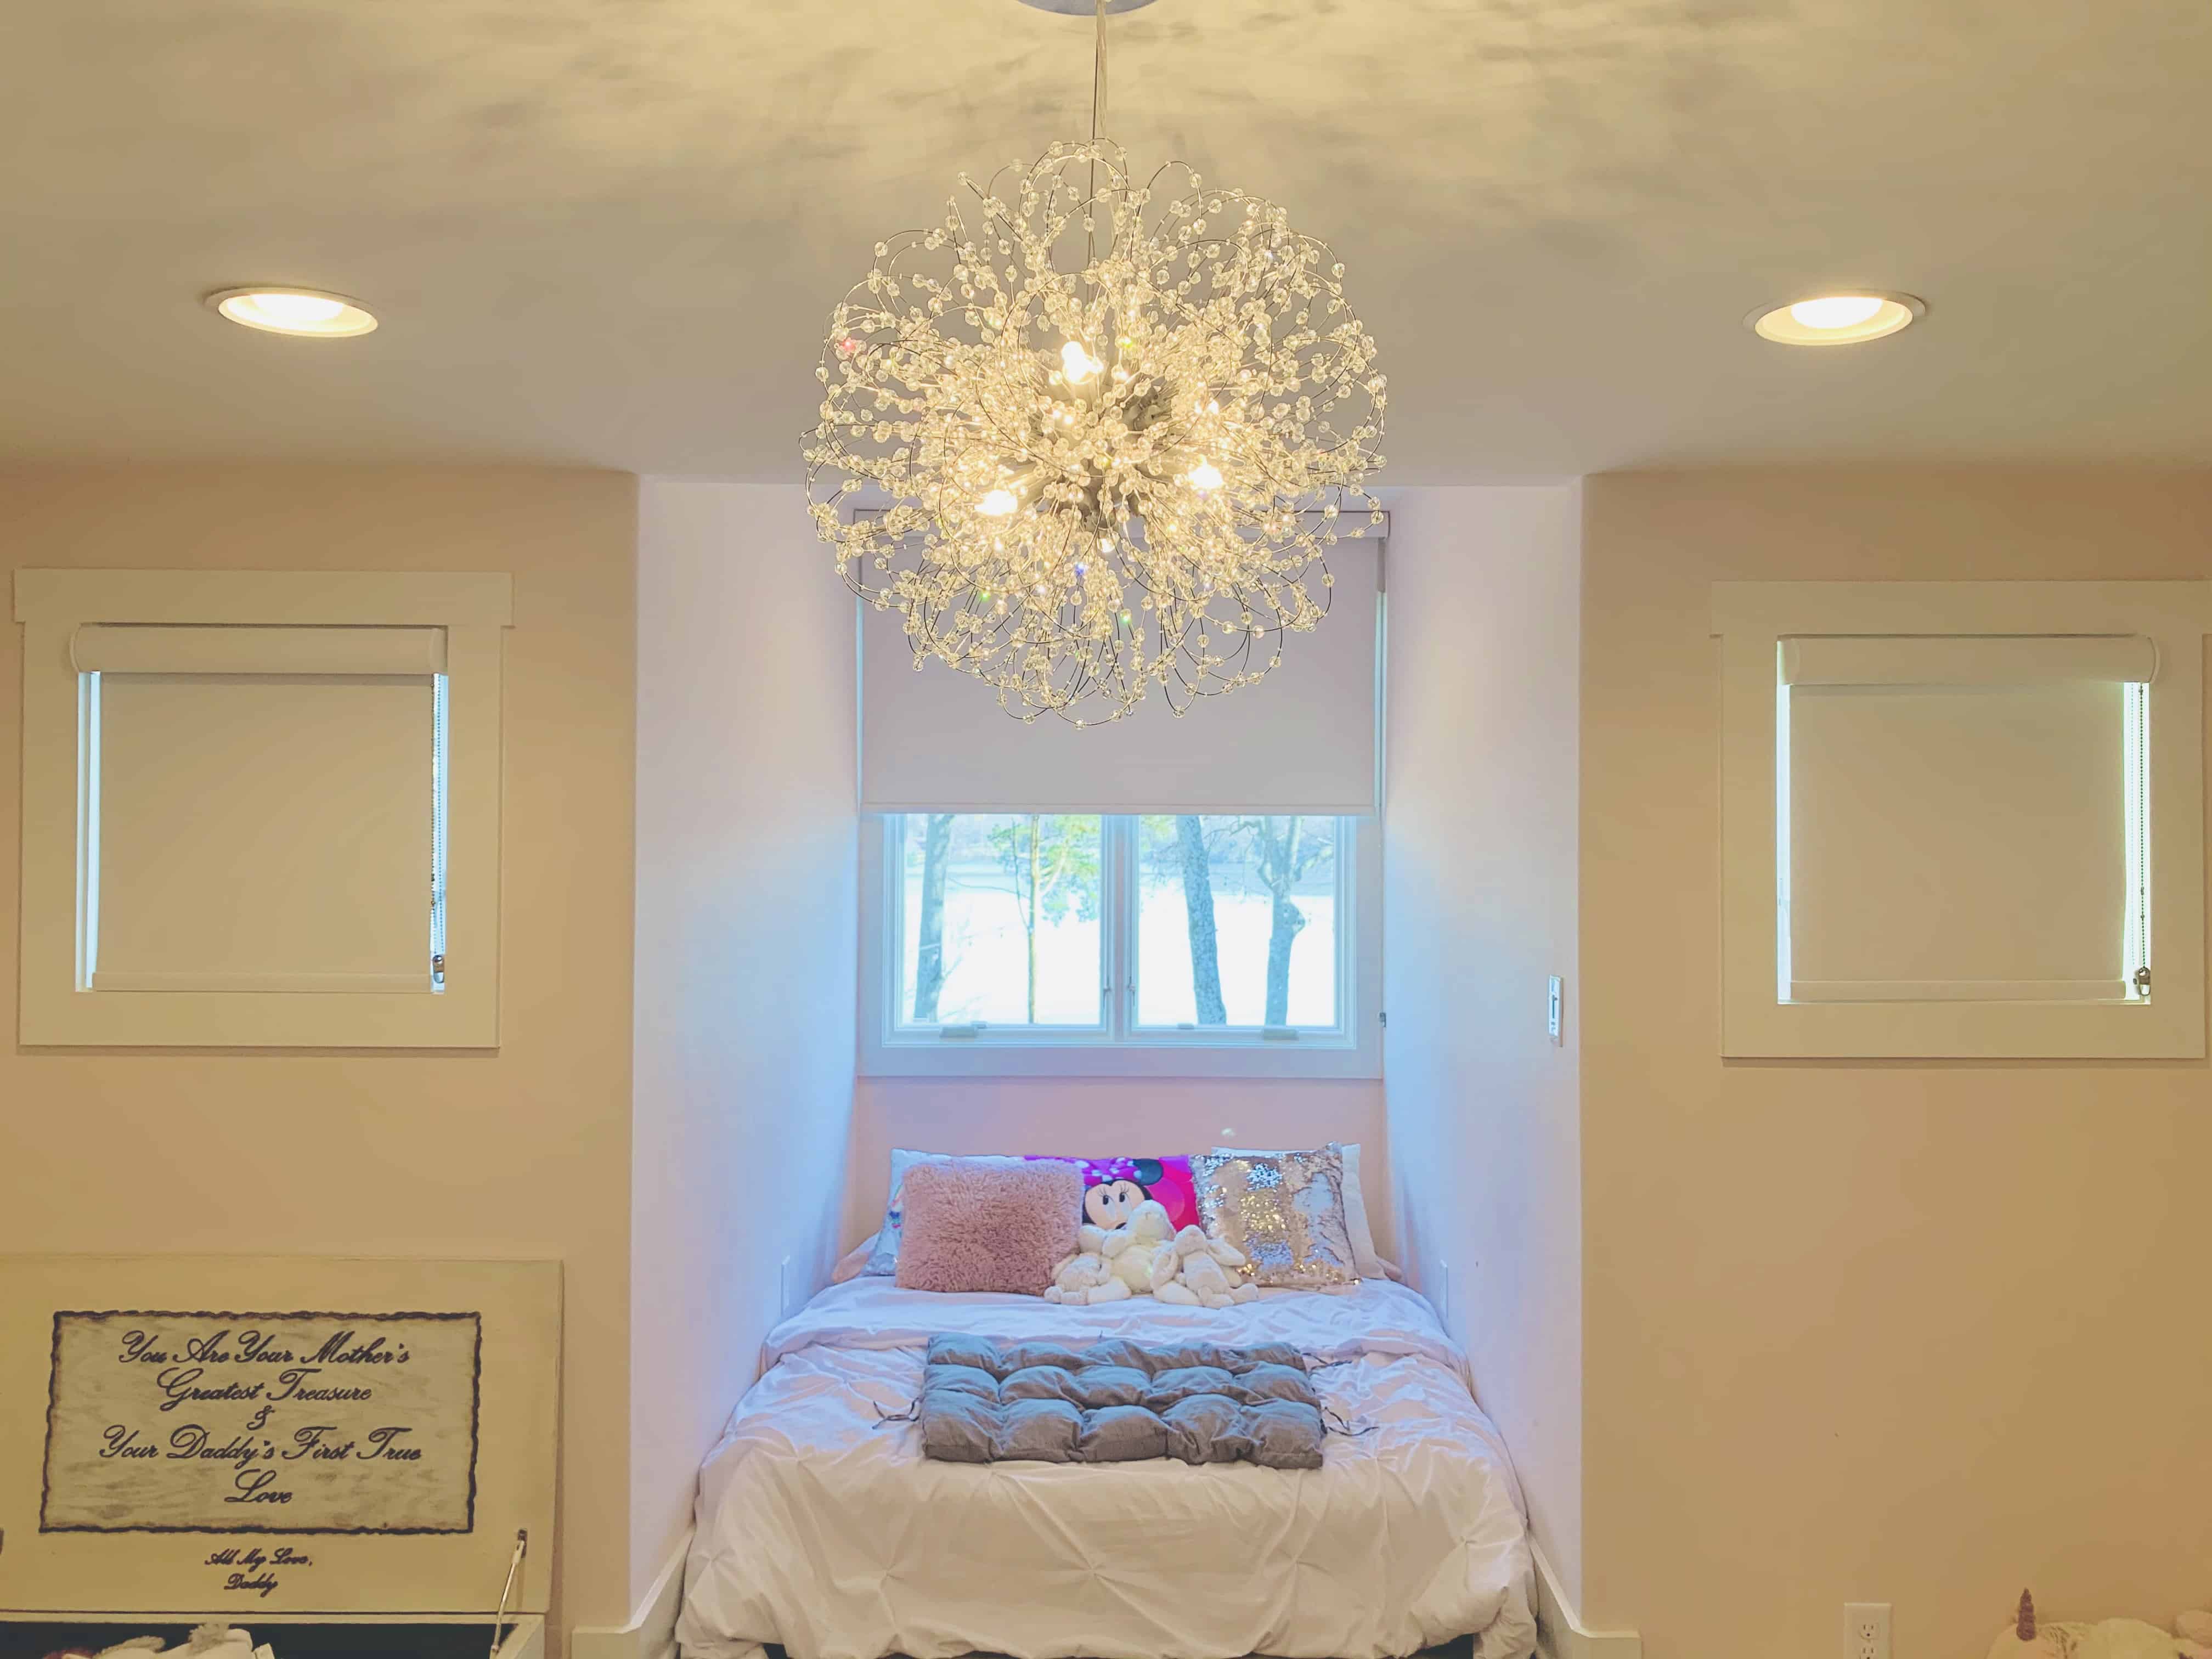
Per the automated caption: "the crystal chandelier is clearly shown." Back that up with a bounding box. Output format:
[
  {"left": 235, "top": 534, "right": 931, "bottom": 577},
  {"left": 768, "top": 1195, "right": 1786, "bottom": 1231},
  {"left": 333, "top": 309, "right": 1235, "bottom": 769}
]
[{"left": 804, "top": 0, "right": 1386, "bottom": 726}]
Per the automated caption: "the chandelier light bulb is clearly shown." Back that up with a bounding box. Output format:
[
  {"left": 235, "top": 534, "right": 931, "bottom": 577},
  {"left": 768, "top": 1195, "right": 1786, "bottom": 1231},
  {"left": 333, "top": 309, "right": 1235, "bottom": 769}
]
[
  {"left": 1187, "top": 460, "right": 1224, "bottom": 492},
  {"left": 1060, "top": 340, "right": 1103, "bottom": 382},
  {"left": 978, "top": 488, "right": 1020, "bottom": 516}
]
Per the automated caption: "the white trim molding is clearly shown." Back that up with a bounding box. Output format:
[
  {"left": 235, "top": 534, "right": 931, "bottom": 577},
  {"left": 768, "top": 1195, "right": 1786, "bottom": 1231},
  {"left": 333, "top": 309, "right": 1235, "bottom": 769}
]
[
  {"left": 13, "top": 568, "right": 512, "bottom": 1048},
  {"left": 571, "top": 1530, "right": 688, "bottom": 1659},
  {"left": 1532, "top": 1539, "right": 1641, "bottom": 1659},
  {"left": 1712, "top": 579, "right": 2211, "bottom": 1059}
]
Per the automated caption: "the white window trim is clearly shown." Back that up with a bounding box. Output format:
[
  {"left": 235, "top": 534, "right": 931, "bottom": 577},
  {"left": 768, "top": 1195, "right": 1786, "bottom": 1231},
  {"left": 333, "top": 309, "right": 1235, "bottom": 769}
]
[
  {"left": 858, "top": 813, "right": 1384, "bottom": 1078},
  {"left": 14, "top": 569, "right": 512, "bottom": 1048},
  {"left": 1713, "top": 579, "right": 2209, "bottom": 1059}
]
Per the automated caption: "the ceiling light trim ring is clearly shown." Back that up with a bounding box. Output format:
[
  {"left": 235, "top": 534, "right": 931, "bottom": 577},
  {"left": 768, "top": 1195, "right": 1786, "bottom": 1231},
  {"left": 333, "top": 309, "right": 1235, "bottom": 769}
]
[
  {"left": 1747, "top": 291, "right": 1927, "bottom": 346},
  {"left": 205, "top": 286, "right": 380, "bottom": 338}
]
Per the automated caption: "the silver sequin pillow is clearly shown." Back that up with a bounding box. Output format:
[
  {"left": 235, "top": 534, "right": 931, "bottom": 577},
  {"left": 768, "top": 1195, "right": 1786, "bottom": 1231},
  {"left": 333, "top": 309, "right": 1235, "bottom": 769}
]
[{"left": 1190, "top": 1147, "right": 1359, "bottom": 1289}]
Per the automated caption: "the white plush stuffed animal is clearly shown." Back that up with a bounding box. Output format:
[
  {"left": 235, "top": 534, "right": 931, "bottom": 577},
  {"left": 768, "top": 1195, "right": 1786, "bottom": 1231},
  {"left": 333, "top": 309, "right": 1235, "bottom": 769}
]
[
  {"left": 1156, "top": 1224, "right": 1260, "bottom": 1308},
  {"left": 1099, "top": 1200, "right": 1180, "bottom": 1295},
  {"left": 1987, "top": 1592, "right": 2209, "bottom": 1659},
  {"left": 1044, "top": 1224, "right": 1131, "bottom": 1305}
]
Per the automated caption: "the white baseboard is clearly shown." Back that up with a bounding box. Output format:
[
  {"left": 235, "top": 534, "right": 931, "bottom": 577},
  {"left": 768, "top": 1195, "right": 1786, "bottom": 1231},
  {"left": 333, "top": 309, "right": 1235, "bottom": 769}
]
[
  {"left": 1531, "top": 1538, "right": 1641, "bottom": 1659},
  {"left": 572, "top": 1529, "right": 689, "bottom": 1659}
]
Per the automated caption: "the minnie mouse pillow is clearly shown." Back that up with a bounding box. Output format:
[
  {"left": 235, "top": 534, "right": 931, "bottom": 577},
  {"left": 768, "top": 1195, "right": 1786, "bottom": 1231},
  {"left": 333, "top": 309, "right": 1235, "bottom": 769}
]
[{"left": 1038, "top": 1154, "right": 1200, "bottom": 1233}]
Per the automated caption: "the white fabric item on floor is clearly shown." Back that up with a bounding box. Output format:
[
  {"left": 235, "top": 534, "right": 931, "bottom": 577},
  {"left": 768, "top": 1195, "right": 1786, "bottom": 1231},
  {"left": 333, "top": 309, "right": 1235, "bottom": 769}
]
[{"left": 679, "top": 1278, "right": 1537, "bottom": 1659}]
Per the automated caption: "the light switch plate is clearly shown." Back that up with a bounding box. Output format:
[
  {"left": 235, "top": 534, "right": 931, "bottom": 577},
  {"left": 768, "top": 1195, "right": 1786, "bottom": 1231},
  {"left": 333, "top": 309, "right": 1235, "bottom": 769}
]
[{"left": 1547, "top": 976, "right": 1564, "bottom": 1044}]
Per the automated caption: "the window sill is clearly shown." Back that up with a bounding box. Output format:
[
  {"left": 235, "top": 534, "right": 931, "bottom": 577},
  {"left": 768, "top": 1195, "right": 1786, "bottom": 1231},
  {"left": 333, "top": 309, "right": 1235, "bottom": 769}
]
[{"left": 859, "top": 1034, "right": 1382, "bottom": 1081}]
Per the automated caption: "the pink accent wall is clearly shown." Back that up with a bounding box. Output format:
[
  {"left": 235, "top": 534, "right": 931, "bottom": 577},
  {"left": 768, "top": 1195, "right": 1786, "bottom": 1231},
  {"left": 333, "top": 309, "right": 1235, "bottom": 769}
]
[
  {"left": 847, "top": 1079, "right": 1388, "bottom": 1248},
  {"left": 630, "top": 482, "right": 859, "bottom": 1610},
  {"left": 1380, "top": 483, "right": 1586, "bottom": 1607}
]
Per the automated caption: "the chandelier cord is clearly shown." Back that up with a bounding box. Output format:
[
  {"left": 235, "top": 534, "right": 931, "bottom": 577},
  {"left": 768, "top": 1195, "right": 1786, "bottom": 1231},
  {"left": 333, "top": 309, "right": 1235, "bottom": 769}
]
[
  {"left": 1087, "top": 0, "right": 1108, "bottom": 267},
  {"left": 1092, "top": 0, "right": 1107, "bottom": 145}
]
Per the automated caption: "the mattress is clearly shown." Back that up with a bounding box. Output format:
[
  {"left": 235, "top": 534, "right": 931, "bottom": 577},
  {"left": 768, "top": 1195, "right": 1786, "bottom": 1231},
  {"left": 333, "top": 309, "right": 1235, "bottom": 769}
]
[{"left": 678, "top": 1278, "right": 1537, "bottom": 1659}]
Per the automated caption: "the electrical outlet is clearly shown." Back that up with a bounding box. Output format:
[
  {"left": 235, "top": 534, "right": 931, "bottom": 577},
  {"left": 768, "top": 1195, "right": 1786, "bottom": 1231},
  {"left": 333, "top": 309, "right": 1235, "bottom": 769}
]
[
  {"left": 1845, "top": 1603, "right": 1891, "bottom": 1659},
  {"left": 1547, "top": 976, "right": 1564, "bottom": 1045}
]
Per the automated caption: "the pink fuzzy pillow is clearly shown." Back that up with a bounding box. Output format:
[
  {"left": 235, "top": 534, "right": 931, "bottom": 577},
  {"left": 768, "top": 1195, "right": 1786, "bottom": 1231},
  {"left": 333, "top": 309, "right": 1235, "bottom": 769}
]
[{"left": 895, "top": 1158, "right": 1082, "bottom": 1296}]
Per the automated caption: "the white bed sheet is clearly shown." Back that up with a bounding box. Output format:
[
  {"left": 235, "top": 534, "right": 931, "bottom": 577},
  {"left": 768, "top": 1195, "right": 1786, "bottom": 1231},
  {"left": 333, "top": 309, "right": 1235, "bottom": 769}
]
[{"left": 679, "top": 1278, "right": 1537, "bottom": 1659}]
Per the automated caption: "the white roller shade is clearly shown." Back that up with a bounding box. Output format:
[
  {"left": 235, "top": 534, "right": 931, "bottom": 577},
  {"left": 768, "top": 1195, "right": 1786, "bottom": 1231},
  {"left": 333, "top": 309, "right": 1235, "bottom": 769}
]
[
  {"left": 1780, "top": 634, "right": 2154, "bottom": 687},
  {"left": 1786, "top": 675, "right": 2131, "bottom": 1004},
  {"left": 860, "top": 540, "right": 1381, "bottom": 814},
  {"left": 91, "top": 672, "right": 438, "bottom": 993},
  {"left": 74, "top": 623, "right": 447, "bottom": 676}
]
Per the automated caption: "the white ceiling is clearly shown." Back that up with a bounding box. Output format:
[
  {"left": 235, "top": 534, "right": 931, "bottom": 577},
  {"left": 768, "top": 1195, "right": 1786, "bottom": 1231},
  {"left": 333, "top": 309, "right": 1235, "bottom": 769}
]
[{"left": 3, "top": 0, "right": 2207, "bottom": 479}]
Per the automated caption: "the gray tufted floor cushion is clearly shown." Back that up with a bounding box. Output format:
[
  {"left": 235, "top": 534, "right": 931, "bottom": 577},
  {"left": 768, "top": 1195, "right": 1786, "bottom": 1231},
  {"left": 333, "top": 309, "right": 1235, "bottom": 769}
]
[{"left": 916, "top": 1334, "right": 1326, "bottom": 1468}]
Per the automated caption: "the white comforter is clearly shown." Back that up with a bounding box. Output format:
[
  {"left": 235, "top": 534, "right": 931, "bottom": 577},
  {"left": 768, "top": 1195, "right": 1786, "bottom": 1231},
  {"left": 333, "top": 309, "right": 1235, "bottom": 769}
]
[{"left": 678, "top": 1278, "right": 1537, "bottom": 1659}]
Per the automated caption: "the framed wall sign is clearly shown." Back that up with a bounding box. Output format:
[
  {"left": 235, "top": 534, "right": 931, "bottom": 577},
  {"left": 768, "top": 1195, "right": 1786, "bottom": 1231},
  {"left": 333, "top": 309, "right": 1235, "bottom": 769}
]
[{"left": 0, "top": 1255, "right": 558, "bottom": 1616}]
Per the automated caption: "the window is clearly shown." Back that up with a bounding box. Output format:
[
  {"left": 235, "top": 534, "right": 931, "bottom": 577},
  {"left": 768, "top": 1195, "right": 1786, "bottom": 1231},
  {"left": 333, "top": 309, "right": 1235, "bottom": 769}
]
[
  {"left": 1714, "top": 579, "right": 2208, "bottom": 1058},
  {"left": 1133, "top": 815, "right": 1339, "bottom": 1029},
  {"left": 1776, "top": 639, "right": 2149, "bottom": 1006},
  {"left": 14, "top": 569, "right": 511, "bottom": 1047},
  {"left": 83, "top": 652, "right": 445, "bottom": 995},
  {"left": 865, "top": 812, "right": 1378, "bottom": 1076},
  {"left": 897, "top": 814, "right": 1105, "bottom": 1030}
]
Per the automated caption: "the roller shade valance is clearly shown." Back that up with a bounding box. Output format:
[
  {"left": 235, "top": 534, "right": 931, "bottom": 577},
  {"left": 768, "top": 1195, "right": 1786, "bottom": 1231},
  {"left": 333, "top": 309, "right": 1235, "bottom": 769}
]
[
  {"left": 858, "top": 539, "right": 1382, "bottom": 815},
  {"left": 72, "top": 623, "right": 447, "bottom": 676},
  {"left": 1780, "top": 634, "right": 2155, "bottom": 687}
]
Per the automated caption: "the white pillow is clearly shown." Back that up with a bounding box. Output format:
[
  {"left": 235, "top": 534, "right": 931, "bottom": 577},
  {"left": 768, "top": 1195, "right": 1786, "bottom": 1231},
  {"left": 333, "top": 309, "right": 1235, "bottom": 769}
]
[
  {"left": 863, "top": 1148, "right": 951, "bottom": 1276},
  {"left": 1211, "top": 1141, "right": 1397, "bottom": 1281}
]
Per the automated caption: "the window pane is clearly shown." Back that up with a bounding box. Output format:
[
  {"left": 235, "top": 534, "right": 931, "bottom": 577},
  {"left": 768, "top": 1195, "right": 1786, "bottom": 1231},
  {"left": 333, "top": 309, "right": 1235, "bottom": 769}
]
[
  {"left": 1136, "top": 815, "right": 1339, "bottom": 1028},
  {"left": 899, "top": 814, "right": 1103, "bottom": 1027}
]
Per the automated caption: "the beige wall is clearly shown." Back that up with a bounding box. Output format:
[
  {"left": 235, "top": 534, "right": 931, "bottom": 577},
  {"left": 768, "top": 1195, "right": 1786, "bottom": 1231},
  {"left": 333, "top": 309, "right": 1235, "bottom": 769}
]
[
  {"left": 0, "top": 466, "right": 639, "bottom": 1645},
  {"left": 629, "top": 481, "right": 859, "bottom": 1609},
  {"left": 1380, "top": 484, "right": 1587, "bottom": 1605},
  {"left": 1579, "top": 470, "right": 2212, "bottom": 1657}
]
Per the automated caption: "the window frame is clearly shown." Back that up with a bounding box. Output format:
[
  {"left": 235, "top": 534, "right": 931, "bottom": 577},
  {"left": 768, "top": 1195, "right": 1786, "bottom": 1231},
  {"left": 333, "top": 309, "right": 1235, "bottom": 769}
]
[
  {"left": 1713, "top": 578, "right": 2209, "bottom": 1059},
  {"left": 14, "top": 568, "right": 511, "bottom": 1048},
  {"left": 885, "top": 812, "right": 1112, "bottom": 1040},
  {"left": 859, "top": 811, "right": 1383, "bottom": 1078}
]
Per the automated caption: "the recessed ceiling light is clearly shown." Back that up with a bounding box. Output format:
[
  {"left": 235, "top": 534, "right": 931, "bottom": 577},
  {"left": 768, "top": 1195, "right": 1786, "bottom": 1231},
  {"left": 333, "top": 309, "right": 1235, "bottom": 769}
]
[
  {"left": 1748, "top": 291, "right": 1925, "bottom": 346},
  {"left": 205, "top": 287, "right": 378, "bottom": 338}
]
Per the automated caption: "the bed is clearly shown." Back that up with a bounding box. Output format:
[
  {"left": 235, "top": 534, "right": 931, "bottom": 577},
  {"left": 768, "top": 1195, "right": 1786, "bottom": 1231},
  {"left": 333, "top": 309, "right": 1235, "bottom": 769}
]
[{"left": 677, "top": 1276, "right": 1538, "bottom": 1659}]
